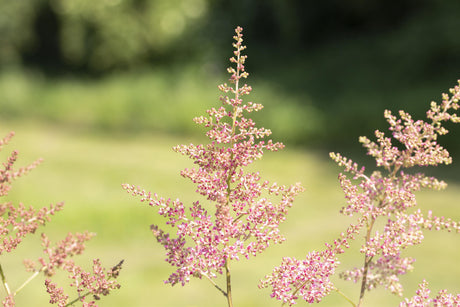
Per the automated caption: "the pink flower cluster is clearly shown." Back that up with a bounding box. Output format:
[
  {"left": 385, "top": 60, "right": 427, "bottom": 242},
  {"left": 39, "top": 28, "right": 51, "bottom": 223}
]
[
  {"left": 32, "top": 232, "right": 95, "bottom": 276},
  {"left": 259, "top": 251, "right": 337, "bottom": 305},
  {"left": 0, "top": 132, "right": 63, "bottom": 255},
  {"left": 0, "top": 132, "right": 122, "bottom": 306},
  {"left": 340, "top": 253, "right": 416, "bottom": 296},
  {"left": 0, "top": 202, "right": 64, "bottom": 255},
  {"left": 0, "top": 132, "right": 41, "bottom": 197},
  {"left": 330, "top": 81, "right": 460, "bottom": 300},
  {"left": 44, "top": 258, "right": 123, "bottom": 307},
  {"left": 28, "top": 224, "right": 122, "bottom": 306},
  {"left": 400, "top": 280, "right": 460, "bottom": 307},
  {"left": 262, "top": 81, "right": 460, "bottom": 305},
  {"left": 259, "top": 218, "right": 365, "bottom": 305},
  {"left": 123, "top": 26, "right": 303, "bottom": 295}
]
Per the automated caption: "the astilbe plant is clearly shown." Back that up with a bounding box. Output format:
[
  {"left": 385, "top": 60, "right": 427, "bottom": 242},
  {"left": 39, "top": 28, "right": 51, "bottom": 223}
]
[
  {"left": 261, "top": 81, "right": 460, "bottom": 306},
  {"left": 123, "top": 26, "right": 304, "bottom": 306},
  {"left": 0, "top": 131, "right": 122, "bottom": 306},
  {"left": 401, "top": 280, "right": 460, "bottom": 307}
]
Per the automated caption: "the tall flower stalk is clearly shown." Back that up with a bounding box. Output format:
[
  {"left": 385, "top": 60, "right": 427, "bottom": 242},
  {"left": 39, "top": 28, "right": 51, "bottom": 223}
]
[
  {"left": 261, "top": 81, "right": 460, "bottom": 306},
  {"left": 123, "top": 26, "right": 303, "bottom": 306}
]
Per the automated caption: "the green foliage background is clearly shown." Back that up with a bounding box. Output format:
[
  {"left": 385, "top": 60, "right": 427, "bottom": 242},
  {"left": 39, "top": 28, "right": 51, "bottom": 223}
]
[{"left": 1, "top": 0, "right": 459, "bottom": 149}]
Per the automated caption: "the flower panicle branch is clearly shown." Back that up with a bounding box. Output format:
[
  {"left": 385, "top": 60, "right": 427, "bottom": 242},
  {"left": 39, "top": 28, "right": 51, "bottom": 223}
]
[
  {"left": 336, "top": 80, "right": 460, "bottom": 305},
  {"left": 0, "top": 131, "right": 42, "bottom": 198},
  {"left": 259, "top": 218, "right": 366, "bottom": 306},
  {"left": 44, "top": 259, "right": 123, "bottom": 307},
  {"left": 22, "top": 232, "right": 123, "bottom": 306},
  {"left": 0, "top": 131, "right": 62, "bottom": 256},
  {"left": 0, "top": 202, "right": 65, "bottom": 255},
  {"left": 123, "top": 26, "right": 303, "bottom": 305},
  {"left": 33, "top": 231, "right": 96, "bottom": 277},
  {"left": 24, "top": 229, "right": 123, "bottom": 307},
  {"left": 262, "top": 80, "right": 460, "bottom": 306},
  {"left": 0, "top": 132, "right": 122, "bottom": 306},
  {"left": 400, "top": 280, "right": 460, "bottom": 307}
]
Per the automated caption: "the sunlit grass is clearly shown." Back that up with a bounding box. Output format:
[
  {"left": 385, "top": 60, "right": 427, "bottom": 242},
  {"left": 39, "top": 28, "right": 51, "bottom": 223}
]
[{"left": 1, "top": 121, "right": 459, "bottom": 306}]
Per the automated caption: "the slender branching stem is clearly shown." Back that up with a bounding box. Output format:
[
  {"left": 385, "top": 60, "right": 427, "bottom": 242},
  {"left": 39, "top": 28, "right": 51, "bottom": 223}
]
[
  {"left": 357, "top": 257, "right": 372, "bottom": 307},
  {"left": 225, "top": 260, "right": 233, "bottom": 307},
  {"left": 335, "top": 287, "right": 357, "bottom": 307},
  {"left": 64, "top": 267, "right": 120, "bottom": 306},
  {"left": 65, "top": 292, "right": 89, "bottom": 307},
  {"left": 357, "top": 218, "right": 376, "bottom": 307},
  {"left": 286, "top": 278, "right": 310, "bottom": 306},
  {"left": 233, "top": 213, "right": 246, "bottom": 223},
  {"left": 202, "top": 272, "right": 228, "bottom": 297},
  {"left": 0, "top": 263, "right": 11, "bottom": 296},
  {"left": 221, "top": 34, "right": 243, "bottom": 307},
  {"left": 13, "top": 267, "right": 45, "bottom": 296}
]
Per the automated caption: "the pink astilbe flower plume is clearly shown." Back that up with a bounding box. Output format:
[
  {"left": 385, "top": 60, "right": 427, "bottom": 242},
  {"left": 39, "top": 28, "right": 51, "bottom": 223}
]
[
  {"left": 0, "top": 131, "right": 122, "bottom": 306},
  {"left": 259, "top": 218, "right": 365, "bottom": 305},
  {"left": 400, "top": 280, "right": 460, "bottom": 307},
  {"left": 31, "top": 232, "right": 123, "bottom": 306},
  {"left": 262, "top": 81, "right": 460, "bottom": 306},
  {"left": 0, "top": 132, "right": 62, "bottom": 256},
  {"left": 332, "top": 81, "right": 460, "bottom": 305},
  {"left": 123, "top": 26, "right": 303, "bottom": 305},
  {"left": 44, "top": 259, "right": 123, "bottom": 307}
]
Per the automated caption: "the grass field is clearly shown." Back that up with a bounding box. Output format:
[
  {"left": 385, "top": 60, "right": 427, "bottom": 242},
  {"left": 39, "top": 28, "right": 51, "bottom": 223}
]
[{"left": 1, "top": 120, "right": 459, "bottom": 306}]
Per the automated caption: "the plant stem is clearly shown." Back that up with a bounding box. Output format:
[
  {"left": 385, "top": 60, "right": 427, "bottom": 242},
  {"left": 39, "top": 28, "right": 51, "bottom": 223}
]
[
  {"left": 202, "top": 272, "right": 228, "bottom": 297},
  {"left": 357, "top": 257, "right": 371, "bottom": 307},
  {"left": 65, "top": 292, "right": 88, "bottom": 306},
  {"left": 225, "top": 260, "right": 233, "bottom": 307},
  {"left": 357, "top": 218, "right": 376, "bottom": 307},
  {"left": 13, "top": 268, "right": 43, "bottom": 296},
  {"left": 221, "top": 36, "right": 241, "bottom": 307},
  {"left": 0, "top": 263, "right": 11, "bottom": 296},
  {"left": 335, "top": 288, "right": 357, "bottom": 307}
]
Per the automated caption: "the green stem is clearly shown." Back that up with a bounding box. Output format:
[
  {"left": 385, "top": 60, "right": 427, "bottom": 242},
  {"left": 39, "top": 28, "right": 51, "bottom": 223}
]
[
  {"left": 0, "top": 263, "right": 11, "bottom": 296},
  {"left": 13, "top": 268, "right": 43, "bottom": 296},
  {"left": 335, "top": 287, "right": 357, "bottom": 307},
  {"left": 202, "top": 272, "right": 227, "bottom": 297},
  {"left": 65, "top": 291, "right": 91, "bottom": 307}
]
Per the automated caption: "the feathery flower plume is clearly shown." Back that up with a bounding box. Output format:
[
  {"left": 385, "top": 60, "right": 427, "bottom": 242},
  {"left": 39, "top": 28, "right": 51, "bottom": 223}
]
[
  {"left": 123, "top": 26, "right": 303, "bottom": 306},
  {"left": 0, "top": 131, "right": 122, "bottom": 306},
  {"left": 400, "top": 280, "right": 460, "bottom": 307},
  {"left": 262, "top": 81, "right": 460, "bottom": 305}
]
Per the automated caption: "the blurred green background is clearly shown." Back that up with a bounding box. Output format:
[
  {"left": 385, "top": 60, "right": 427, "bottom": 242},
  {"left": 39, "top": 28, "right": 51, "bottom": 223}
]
[{"left": 1, "top": 0, "right": 459, "bottom": 306}]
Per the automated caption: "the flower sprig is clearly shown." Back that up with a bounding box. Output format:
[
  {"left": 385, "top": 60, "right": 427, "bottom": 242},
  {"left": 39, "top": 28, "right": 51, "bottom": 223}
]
[
  {"left": 401, "top": 280, "right": 460, "bottom": 307},
  {"left": 123, "top": 26, "right": 303, "bottom": 306},
  {"left": 44, "top": 258, "right": 123, "bottom": 307},
  {"left": 262, "top": 80, "right": 460, "bottom": 306},
  {"left": 0, "top": 131, "right": 122, "bottom": 306}
]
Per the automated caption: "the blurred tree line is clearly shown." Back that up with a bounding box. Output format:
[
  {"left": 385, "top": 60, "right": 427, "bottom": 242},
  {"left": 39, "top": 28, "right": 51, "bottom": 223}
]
[
  {"left": 1, "top": 0, "right": 459, "bottom": 152},
  {"left": 0, "top": 0, "right": 210, "bottom": 71},
  {"left": 1, "top": 0, "right": 458, "bottom": 73}
]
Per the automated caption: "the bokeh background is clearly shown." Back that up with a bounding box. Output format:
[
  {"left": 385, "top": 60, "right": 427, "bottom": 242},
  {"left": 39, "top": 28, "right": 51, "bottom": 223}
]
[{"left": 1, "top": 1, "right": 459, "bottom": 306}]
